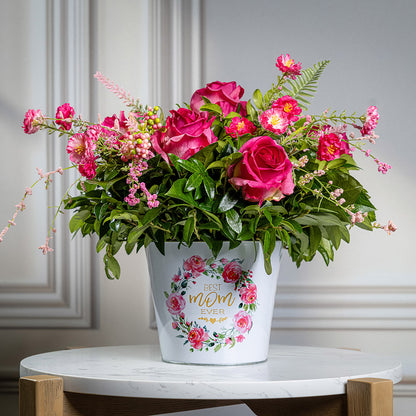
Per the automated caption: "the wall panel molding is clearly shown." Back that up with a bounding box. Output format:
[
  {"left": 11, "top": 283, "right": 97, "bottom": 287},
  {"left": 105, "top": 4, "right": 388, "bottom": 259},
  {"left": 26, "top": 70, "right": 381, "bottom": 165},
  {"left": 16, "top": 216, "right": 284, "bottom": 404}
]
[
  {"left": 0, "top": 0, "right": 98, "bottom": 328},
  {"left": 273, "top": 284, "right": 416, "bottom": 329}
]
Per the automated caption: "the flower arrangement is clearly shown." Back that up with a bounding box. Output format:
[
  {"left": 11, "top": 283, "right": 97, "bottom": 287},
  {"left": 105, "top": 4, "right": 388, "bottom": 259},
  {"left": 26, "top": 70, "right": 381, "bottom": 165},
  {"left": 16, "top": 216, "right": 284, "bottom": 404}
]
[{"left": 1, "top": 53, "right": 396, "bottom": 278}]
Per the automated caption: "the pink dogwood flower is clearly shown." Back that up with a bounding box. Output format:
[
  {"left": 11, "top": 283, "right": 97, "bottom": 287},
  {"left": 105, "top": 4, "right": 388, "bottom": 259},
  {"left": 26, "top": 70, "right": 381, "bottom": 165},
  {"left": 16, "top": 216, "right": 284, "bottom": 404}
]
[
  {"left": 259, "top": 108, "right": 290, "bottom": 135},
  {"left": 275, "top": 54, "right": 302, "bottom": 79},
  {"left": 225, "top": 117, "right": 256, "bottom": 138}
]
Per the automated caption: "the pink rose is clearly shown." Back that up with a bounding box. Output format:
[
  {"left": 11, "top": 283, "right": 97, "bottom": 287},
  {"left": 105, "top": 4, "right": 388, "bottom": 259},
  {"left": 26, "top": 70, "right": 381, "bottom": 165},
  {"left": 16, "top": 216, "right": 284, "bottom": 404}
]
[
  {"left": 317, "top": 131, "right": 351, "bottom": 161},
  {"left": 225, "top": 117, "right": 257, "bottom": 138},
  {"left": 22, "top": 109, "right": 44, "bottom": 134},
  {"left": 228, "top": 136, "right": 294, "bottom": 204},
  {"left": 233, "top": 311, "right": 252, "bottom": 334},
  {"left": 190, "top": 81, "right": 247, "bottom": 116},
  {"left": 78, "top": 160, "right": 97, "bottom": 179},
  {"left": 271, "top": 96, "right": 302, "bottom": 123},
  {"left": 151, "top": 108, "right": 217, "bottom": 162},
  {"left": 222, "top": 261, "right": 242, "bottom": 283},
  {"left": 188, "top": 327, "right": 209, "bottom": 349},
  {"left": 239, "top": 283, "right": 257, "bottom": 304},
  {"left": 55, "top": 103, "right": 75, "bottom": 131},
  {"left": 183, "top": 255, "right": 206, "bottom": 277},
  {"left": 166, "top": 293, "right": 186, "bottom": 315}
]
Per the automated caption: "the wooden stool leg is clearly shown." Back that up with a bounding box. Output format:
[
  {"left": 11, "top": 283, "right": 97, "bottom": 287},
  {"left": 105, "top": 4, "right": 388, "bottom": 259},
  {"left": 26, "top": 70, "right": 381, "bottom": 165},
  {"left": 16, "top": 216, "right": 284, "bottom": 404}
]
[
  {"left": 19, "top": 375, "right": 63, "bottom": 416},
  {"left": 347, "top": 378, "right": 393, "bottom": 416}
]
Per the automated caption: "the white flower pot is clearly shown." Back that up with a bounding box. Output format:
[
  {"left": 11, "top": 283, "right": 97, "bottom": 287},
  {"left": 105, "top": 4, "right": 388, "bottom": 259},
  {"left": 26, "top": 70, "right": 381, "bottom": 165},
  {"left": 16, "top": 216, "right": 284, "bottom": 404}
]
[{"left": 146, "top": 241, "right": 281, "bottom": 365}]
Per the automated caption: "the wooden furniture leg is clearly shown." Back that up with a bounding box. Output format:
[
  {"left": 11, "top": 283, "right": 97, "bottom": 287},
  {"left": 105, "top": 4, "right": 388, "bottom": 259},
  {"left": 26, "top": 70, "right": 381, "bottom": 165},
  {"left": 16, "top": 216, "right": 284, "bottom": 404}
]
[
  {"left": 19, "top": 375, "right": 63, "bottom": 416},
  {"left": 347, "top": 378, "right": 393, "bottom": 416}
]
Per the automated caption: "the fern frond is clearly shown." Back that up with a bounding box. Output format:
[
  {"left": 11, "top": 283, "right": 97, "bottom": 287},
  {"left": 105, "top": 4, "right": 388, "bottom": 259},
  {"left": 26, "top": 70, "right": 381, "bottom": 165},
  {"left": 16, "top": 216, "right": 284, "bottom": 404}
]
[{"left": 284, "top": 60, "right": 330, "bottom": 110}]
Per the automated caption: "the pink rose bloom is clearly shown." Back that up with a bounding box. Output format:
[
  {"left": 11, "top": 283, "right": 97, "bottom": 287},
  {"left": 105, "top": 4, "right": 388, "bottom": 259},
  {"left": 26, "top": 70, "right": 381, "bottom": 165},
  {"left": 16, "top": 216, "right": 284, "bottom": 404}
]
[
  {"left": 271, "top": 96, "right": 302, "bottom": 123},
  {"left": 166, "top": 293, "right": 186, "bottom": 315},
  {"left": 275, "top": 54, "right": 302, "bottom": 79},
  {"left": 259, "top": 108, "right": 290, "bottom": 135},
  {"left": 225, "top": 117, "right": 256, "bottom": 138},
  {"left": 22, "top": 109, "right": 44, "bottom": 134},
  {"left": 151, "top": 108, "right": 217, "bottom": 162},
  {"left": 78, "top": 159, "right": 97, "bottom": 179},
  {"left": 183, "top": 255, "right": 206, "bottom": 277},
  {"left": 233, "top": 311, "right": 252, "bottom": 334},
  {"left": 317, "top": 131, "right": 351, "bottom": 161},
  {"left": 222, "top": 261, "right": 242, "bottom": 283},
  {"left": 190, "top": 81, "right": 247, "bottom": 116},
  {"left": 228, "top": 136, "right": 295, "bottom": 204},
  {"left": 236, "top": 335, "right": 245, "bottom": 343},
  {"left": 172, "top": 322, "right": 178, "bottom": 329},
  {"left": 55, "top": 103, "right": 75, "bottom": 131},
  {"left": 360, "top": 105, "right": 379, "bottom": 136},
  {"left": 188, "top": 327, "right": 209, "bottom": 349},
  {"left": 239, "top": 283, "right": 257, "bottom": 304}
]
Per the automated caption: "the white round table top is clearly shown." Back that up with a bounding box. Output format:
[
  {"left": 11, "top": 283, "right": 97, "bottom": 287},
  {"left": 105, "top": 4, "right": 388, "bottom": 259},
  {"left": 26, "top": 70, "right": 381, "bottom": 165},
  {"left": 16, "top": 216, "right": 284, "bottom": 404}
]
[{"left": 20, "top": 344, "right": 402, "bottom": 400}]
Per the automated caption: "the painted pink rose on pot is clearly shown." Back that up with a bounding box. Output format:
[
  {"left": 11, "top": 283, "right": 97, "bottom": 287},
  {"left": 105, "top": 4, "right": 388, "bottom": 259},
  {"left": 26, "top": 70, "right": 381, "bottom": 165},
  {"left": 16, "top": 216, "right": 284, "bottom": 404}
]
[
  {"left": 222, "top": 261, "right": 242, "bottom": 283},
  {"left": 190, "top": 81, "right": 247, "bottom": 116},
  {"left": 188, "top": 327, "right": 209, "bottom": 349},
  {"left": 183, "top": 255, "right": 206, "bottom": 277},
  {"left": 239, "top": 283, "right": 257, "bottom": 304},
  {"left": 166, "top": 293, "right": 186, "bottom": 315},
  {"left": 228, "top": 136, "right": 294, "bottom": 204},
  {"left": 233, "top": 311, "right": 252, "bottom": 334},
  {"left": 151, "top": 108, "right": 217, "bottom": 163}
]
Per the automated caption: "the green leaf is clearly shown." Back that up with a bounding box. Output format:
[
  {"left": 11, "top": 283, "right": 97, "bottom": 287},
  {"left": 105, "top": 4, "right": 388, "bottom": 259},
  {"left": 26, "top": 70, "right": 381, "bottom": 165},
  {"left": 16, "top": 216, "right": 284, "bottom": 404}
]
[
  {"left": 309, "top": 226, "right": 322, "bottom": 254},
  {"left": 69, "top": 210, "right": 91, "bottom": 233},
  {"left": 166, "top": 178, "right": 198, "bottom": 207},
  {"left": 218, "top": 191, "right": 239, "bottom": 213},
  {"left": 225, "top": 209, "right": 242, "bottom": 234},
  {"left": 183, "top": 215, "right": 195, "bottom": 246},
  {"left": 199, "top": 103, "right": 223, "bottom": 115},
  {"left": 252, "top": 89, "right": 263, "bottom": 109},
  {"left": 185, "top": 172, "right": 203, "bottom": 192},
  {"left": 103, "top": 254, "right": 120, "bottom": 280}
]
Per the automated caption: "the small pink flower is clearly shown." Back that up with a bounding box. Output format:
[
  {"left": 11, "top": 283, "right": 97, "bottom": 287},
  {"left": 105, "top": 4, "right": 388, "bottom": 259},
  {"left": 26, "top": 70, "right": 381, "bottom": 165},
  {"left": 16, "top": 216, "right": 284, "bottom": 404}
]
[
  {"left": 222, "top": 261, "right": 242, "bottom": 283},
  {"left": 225, "top": 117, "right": 256, "bottom": 138},
  {"left": 180, "top": 312, "right": 185, "bottom": 319},
  {"left": 78, "top": 159, "right": 97, "bottom": 179},
  {"left": 225, "top": 337, "right": 233, "bottom": 345},
  {"left": 271, "top": 96, "right": 302, "bottom": 123},
  {"left": 172, "top": 274, "right": 181, "bottom": 282},
  {"left": 172, "top": 322, "right": 178, "bottom": 329},
  {"left": 188, "top": 327, "right": 209, "bottom": 349},
  {"left": 361, "top": 106, "right": 379, "bottom": 136},
  {"left": 233, "top": 311, "right": 252, "bottom": 334},
  {"left": 384, "top": 220, "right": 397, "bottom": 235},
  {"left": 220, "top": 258, "right": 228, "bottom": 264},
  {"left": 23, "top": 109, "right": 44, "bottom": 134},
  {"left": 55, "top": 103, "right": 75, "bottom": 131},
  {"left": 166, "top": 293, "right": 186, "bottom": 315},
  {"left": 259, "top": 108, "right": 289, "bottom": 135},
  {"left": 183, "top": 255, "right": 206, "bottom": 277},
  {"left": 275, "top": 54, "right": 302, "bottom": 79},
  {"left": 240, "top": 283, "right": 257, "bottom": 304},
  {"left": 210, "top": 263, "right": 217, "bottom": 269},
  {"left": 236, "top": 335, "right": 245, "bottom": 343}
]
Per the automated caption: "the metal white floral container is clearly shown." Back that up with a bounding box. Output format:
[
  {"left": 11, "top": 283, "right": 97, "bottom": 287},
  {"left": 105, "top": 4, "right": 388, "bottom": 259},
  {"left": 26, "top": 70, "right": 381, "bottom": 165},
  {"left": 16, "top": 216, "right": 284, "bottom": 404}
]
[{"left": 146, "top": 241, "right": 281, "bottom": 365}]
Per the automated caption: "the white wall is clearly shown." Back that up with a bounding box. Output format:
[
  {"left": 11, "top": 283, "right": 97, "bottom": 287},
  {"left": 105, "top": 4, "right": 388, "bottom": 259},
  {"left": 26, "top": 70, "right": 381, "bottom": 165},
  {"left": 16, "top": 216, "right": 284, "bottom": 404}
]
[{"left": 0, "top": 0, "right": 415, "bottom": 415}]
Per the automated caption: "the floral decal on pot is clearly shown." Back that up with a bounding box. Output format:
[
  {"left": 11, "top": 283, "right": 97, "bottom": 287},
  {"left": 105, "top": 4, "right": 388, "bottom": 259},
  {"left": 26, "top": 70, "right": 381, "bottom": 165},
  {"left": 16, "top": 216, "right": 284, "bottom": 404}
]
[{"left": 165, "top": 255, "right": 258, "bottom": 352}]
